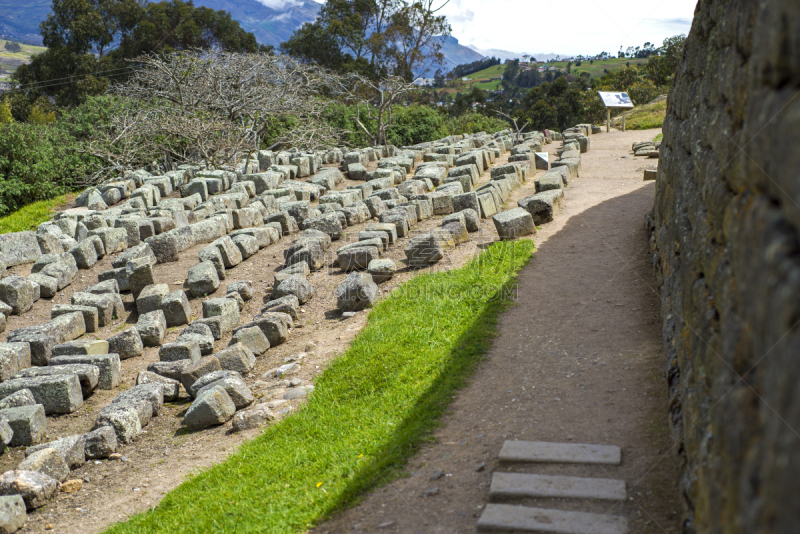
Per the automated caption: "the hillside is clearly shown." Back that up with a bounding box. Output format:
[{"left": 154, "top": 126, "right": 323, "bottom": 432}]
[{"left": 0, "top": 39, "right": 46, "bottom": 83}]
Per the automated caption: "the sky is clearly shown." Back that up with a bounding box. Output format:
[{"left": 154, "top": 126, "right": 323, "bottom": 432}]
[{"left": 310, "top": 0, "right": 697, "bottom": 57}]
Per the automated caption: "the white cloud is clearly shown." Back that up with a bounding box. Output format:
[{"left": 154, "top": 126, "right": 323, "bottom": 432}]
[{"left": 255, "top": 0, "right": 303, "bottom": 10}]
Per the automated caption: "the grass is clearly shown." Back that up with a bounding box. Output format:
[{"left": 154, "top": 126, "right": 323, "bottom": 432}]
[
  {"left": 105, "top": 239, "right": 535, "bottom": 534},
  {"left": 0, "top": 195, "right": 69, "bottom": 234},
  {"left": 0, "top": 38, "right": 46, "bottom": 79},
  {"left": 612, "top": 96, "right": 667, "bottom": 130},
  {"left": 551, "top": 57, "right": 648, "bottom": 78},
  {"left": 654, "top": 133, "right": 663, "bottom": 142}
]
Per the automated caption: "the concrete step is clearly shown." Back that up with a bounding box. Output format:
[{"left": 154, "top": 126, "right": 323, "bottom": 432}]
[
  {"left": 477, "top": 504, "right": 627, "bottom": 533},
  {"left": 499, "top": 441, "right": 622, "bottom": 465},
  {"left": 490, "top": 472, "right": 626, "bottom": 501}
]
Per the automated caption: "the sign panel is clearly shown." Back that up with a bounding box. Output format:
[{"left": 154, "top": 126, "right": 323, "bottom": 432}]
[{"left": 598, "top": 91, "right": 634, "bottom": 108}]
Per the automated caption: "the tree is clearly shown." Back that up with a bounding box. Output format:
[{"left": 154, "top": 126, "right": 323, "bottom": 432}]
[
  {"left": 88, "top": 51, "right": 346, "bottom": 179},
  {"left": 345, "top": 74, "right": 418, "bottom": 146},
  {"left": 0, "top": 99, "right": 12, "bottom": 124},
  {"left": 3, "top": 42, "right": 22, "bottom": 53},
  {"left": 282, "top": 0, "right": 451, "bottom": 81}
]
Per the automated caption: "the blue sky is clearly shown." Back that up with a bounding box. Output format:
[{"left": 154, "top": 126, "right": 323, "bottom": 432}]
[{"left": 310, "top": 0, "right": 697, "bottom": 57}]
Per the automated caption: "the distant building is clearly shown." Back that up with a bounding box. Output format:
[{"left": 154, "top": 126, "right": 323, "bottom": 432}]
[
  {"left": 462, "top": 77, "right": 470, "bottom": 82},
  {"left": 413, "top": 77, "right": 434, "bottom": 86}
]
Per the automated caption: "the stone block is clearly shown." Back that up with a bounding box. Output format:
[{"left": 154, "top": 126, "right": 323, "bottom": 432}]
[
  {"left": 202, "top": 298, "right": 240, "bottom": 335},
  {"left": 274, "top": 275, "right": 313, "bottom": 304},
  {"left": 88, "top": 227, "right": 127, "bottom": 255},
  {"left": 177, "top": 323, "right": 215, "bottom": 355},
  {"left": 239, "top": 313, "right": 292, "bottom": 347},
  {"left": 183, "top": 385, "right": 236, "bottom": 430},
  {"left": 159, "top": 340, "right": 201, "bottom": 363},
  {"left": 11, "top": 365, "right": 98, "bottom": 398},
  {"left": 188, "top": 262, "right": 221, "bottom": 298},
  {"left": 68, "top": 239, "right": 98, "bottom": 269},
  {"left": 52, "top": 339, "right": 108, "bottom": 356},
  {"left": 230, "top": 326, "right": 269, "bottom": 356},
  {"left": 179, "top": 357, "right": 222, "bottom": 395},
  {"left": 126, "top": 257, "right": 155, "bottom": 299},
  {"left": 0, "top": 470, "right": 58, "bottom": 510},
  {"left": 136, "top": 371, "right": 180, "bottom": 402},
  {"left": 49, "top": 353, "right": 120, "bottom": 390},
  {"left": 107, "top": 327, "right": 143, "bottom": 360},
  {"left": 7, "top": 313, "right": 87, "bottom": 366},
  {"left": 0, "top": 390, "right": 35, "bottom": 411},
  {"left": 492, "top": 208, "right": 536, "bottom": 240},
  {"left": 0, "top": 375, "right": 83, "bottom": 414},
  {"left": 83, "top": 426, "right": 117, "bottom": 459},
  {"left": 0, "top": 277, "right": 35, "bottom": 315},
  {"left": 160, "top": 290, "right": 191, "bottom": 327},
  {"left": 231, "top": 234, "right": 259, "bottom": 259},
  {"left": 0, "top": 405, "right": 45, "bottom": 446},
  {"left": 226, "top": 281, "right": 254, "bottom": 301},
  {"left": 19, "top": 449, "right": 69, "bottom": 482},
  {"left": 260, "top": 295, "right": 299, "bottom": 320},
  {"left": 0, "top": 494, "right": 26, "bottom": 532},
  {"left": 136, "top": 284, "right": 169, "bottom": 315},
  {"left": 0, "top": 344, "right": 31, "bottom": 382},
  {"left": 0, "top": 232, "right": 41, "bottom": 267},
  {"left": 336, "top": 272, "right": 379, "bottom": 312},
  {"left": 477, "top": 193, "right": 498, "bottom": 218},
  {"left": 214, "top": 343, "right": 256, "bottom": 375},
  {"left": 93, "top": 403, "right": 141, "bottom": 445},
  {"left": 70, "top": 292, "right": 115, "bottom": 327},
  {"left": 98, "top": 267, "right": 130, "bottom": 293},
  {"left": 136, "top": 310, "right": 167, "bottom": 347}
]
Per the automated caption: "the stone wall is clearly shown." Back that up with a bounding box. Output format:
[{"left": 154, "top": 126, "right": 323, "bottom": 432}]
[{"left": 651, "top": 1, "right": 800, "bottom": 532}]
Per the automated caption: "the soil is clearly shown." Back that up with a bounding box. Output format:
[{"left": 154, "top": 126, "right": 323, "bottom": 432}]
[
  {"left": 312, "top": 128, "right": 681, "bottom": 534},
  {"left": 1, "top": 143, "right": 549, "bottom": 533}
]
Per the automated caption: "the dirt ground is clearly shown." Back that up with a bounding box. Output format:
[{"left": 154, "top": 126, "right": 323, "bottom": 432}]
[
  {"left": 1, "top": 143, "right": 554, "bottom": 533},
  {"left": 312, "top": 128, "right": 680, "bottom": 534}
]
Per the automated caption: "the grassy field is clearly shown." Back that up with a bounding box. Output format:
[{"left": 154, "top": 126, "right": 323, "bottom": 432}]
[
  {"left": 0, "top": 39, "right": 46, "bottom": 81},
  {"left": 442, "top": 57, "right": 650, "bottom": 96},
  {"left": 611, "top": 95, "right": 667, "bottom": 130},
  {"left": 105, "top": 239, "right": 535, "bottom": 534},
  {"left": 0, "top": 195, "right": 69, "bottom": 234}
]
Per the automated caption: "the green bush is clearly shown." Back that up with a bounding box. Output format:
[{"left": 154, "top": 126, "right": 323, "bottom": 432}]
[{"left": 440, "top": 111, "right": 508, "bottom": 137}]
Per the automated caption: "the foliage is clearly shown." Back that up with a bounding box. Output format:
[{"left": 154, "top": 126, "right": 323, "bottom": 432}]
[
  {"left": 12, "top": 0, "right": 269, "bottom": 107},
  {"left": 282, "top": 0, "right": 451, "bottom": 81},
  {"left": 3, "top": 41, "right": 21, "bottom": 53},
  {"left": 0, "top": 99, "right": 12, "bottom": 124},
  {"left": 0, "top": 121, "right": 99, "bottom": 215},
  {"left": 104, "top": 239, "right": 534, "bottom": 534},
  {"left": 448, "top": 56, "right": 501, "bottom": 81},
  {"left": 0, "top": 195, "right": 68, "bottom": 234}
]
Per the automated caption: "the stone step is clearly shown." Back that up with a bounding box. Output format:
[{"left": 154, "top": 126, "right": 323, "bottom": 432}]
[
  {"left": 477, "top": 504, "right": 627, "bottom": 533},
  {"left": 490, "top": 472, "right": 626, "bottom": 501},
  {"left": 499, "top": 441, "right": 621, "bottom": 465}
]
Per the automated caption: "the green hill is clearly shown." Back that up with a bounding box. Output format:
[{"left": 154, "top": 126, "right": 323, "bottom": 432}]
[{"left": 0, "top": 39, "right": 47, "bottom": 82}]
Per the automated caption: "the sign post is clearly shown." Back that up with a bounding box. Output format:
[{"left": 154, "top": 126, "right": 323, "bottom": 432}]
[{"left": 598, "top": 91, "right": 634, "bottom": 133}]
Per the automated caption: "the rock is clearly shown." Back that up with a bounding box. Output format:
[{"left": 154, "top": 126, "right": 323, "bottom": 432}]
[
  {"left": 338, "top": 246, "right": 380, "bottom": 272},
  {"left": 643, "top": 168, "right": 657, "bottom": 181},
  {"left": 231, "top": 234, "right": 259, "bottom": 259},
  {"left": 0, "top": 277, "right": 36, "bottom": 315},
  {"left": 231, "top": 403, "right": 276, "bottom": 432},
  {"left": 239, "top": 312, "right": 293, "bottom": 346},
  {"left": 107, "top": 327, "right": 144, "bottom": 360},
  {"left": 367, "top": 259, "right": 396, "bottom": 283},
  {"left": 0, "top": 232, "right": 41, "bottom": 268},
  {"left": 0, "top": 494, "right": 26, "bottom": 533},
  {"left": 111, "top": 383, "right": 164, "bottom": 426},
  {"left": 283, "top": 385, "right": 315, "bottom": 400},
  {"left": 136, "top": 310, "right": 167, "bottom": 347},
  {"left": 274, "top": 275, "right": 313, "bottom": 304},
  {"left": 7, "top": 313, "right": 87, "bottom": 366},
  {"left": 83, "top": 426, "right": 117, "bottom": 459},
  {"left": 11, "top": 365, "right": 99, "bottom": 398},
  {"left": 231, "top": 326, "right": 270, "bottom": 356},
  {"left": 336, "top": 272, "right": 379, "bottom": 312},
  {"left": 188, "top": 262, "right": 220, "bottom": 298},
  {"left": 136, "top": 284, "right": 169, "bottom": 315},
  {"left": 211, "top": 236, "right": 243, "bottom": 268},
  {"left": 179, "top": 357, "right": 222, "bottom": 394},
  {"left": 226, "top": 281, "right": 254, "bottom": 301},
  {"left": 126, "top": 258, "right": 155, "bottom": 299},
  {"left": 0, "top": 405, "right": 46, "bottom": 447},
  {"left": 60, "top": 479, "right": 82, "bottom": 493},
  {"left": 0, "top": 471, "right": 58, "bottom": 510},
  {"left": 159, "top": 340, "right": 201, "bottom": 363},
  {"left": 518, "top": 190, "right": 564, "bottom": 225},
  {"left": 26, "top": 274, "right": 56, "bottom": 300},
  {"left": 25, "top": 435, "right": 86, "bottom": 470},
  {"left": 492, "top": 208, "right": 536, "bottom": 240},
  {"left": 404, "top": 231, "right": 453, "bottom": 267},
  {"left": 214, "top": 343, "right": 256, "bottom": 375},
  {"left": 147, "top": 360, "right": 192, "bottom": 382},
  {"left": 177, "top": 323, "right": 215, "bottom": 355},
  {"left": 202, "top": 297, "right": 240, "bottom": 335},
  {"left": 52, "top": 339, "right": 108, "bottom": 357},
  {"left": 0, "top": 390, "right": 35, "bottom": 411},
  {"left": 195, "top": 375, "right": 253, "bottom": 410},
  {"left": 68, "top": 240, "right": 98, "bottom": 269},
  {"left": 48, "top": 354, "right": 120, "bottom": 390},
  {"left": 93, "top": 403, "right": 141, "bottom": 445},
  {"left": 0, "top": 344, "right": 31, "bottom": 383},
  {"left": 0, "top": 416, "right": 10, "bottom": 453},
  {"left": 136, "top": 371, "right": 181, "bottom": 402},
  {"left": 184, "top": 385, "right": 236, "bottom": 430},
  {"left": 69, "top": 292, "right": 115, "bottom": 327},
  {"left": 0, "top": 375, "right": 83, "bottom": 415},
  {"left": 260, "top": 295, "right": 299, "bottom": 320},
  {"left": 17, "top": 449, "right": 69, "bottom": 483}
]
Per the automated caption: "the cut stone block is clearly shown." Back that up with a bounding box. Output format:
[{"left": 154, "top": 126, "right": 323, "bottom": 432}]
[
  {"left": 202, "top": 298, "right": 240, "bottom": 335},
  {"left": 238, "top": 313, "right": 292, "bottom": 347},
  {"left": 0, "top": 389, "right": 35, "bottom": 411},
  {"left": 136, "top": 310, "right": 167, "bottom": 347},
  {"left": 177, "top": 323, "right": 215, "bottom": 355},
  {"left": 179, "top": 357, "right": 222, "bottom": 394},
  {"left": 489, "top": 472, "right": 626, "bottom": 501},
  {"left": 477, "top": 504, "right": 627, "bottom": 534},
  {"left": 0, "top": 375, "right": 83, "bottom": 414},
  {"left": 52, "top": 339, "right": 108, "bottom": 357},
  {"left": 159, "top": 341, "right": 201, "bottom": 363},
  {"left": 126, "top": 258, "right": 155, "bottom": 299},
  {"left": 367, "top": 259, "right": 396, "bottom": 284},
  {"left": 183, "top": 385, "right": 236, "bottom": 430},
  {"left": 188, "top": 262, "right": 220, "bottom": 298},
  {"left": 364, "top": 223, "right": 398, "bottom": 244},
  {"left": 492, "top": 208, "right": 536, "bottom": 240},
  {"left": 212, "top": 236, "right": 243, "bottom": 268},
  {"left": 11, "top": 365, "right": 99, "bottom": 398},
  {"left": 110, "top": 383, "right": 163, "bottom": 426},
  {"left": 69, "top": 239, "right": 99, "bottom": 269},
  {"left": 274, "top": 275, "right": 313, "bottom": 304},
  {"left": 147, "top": 360, "right": 192, "bottom": 382},
  {"left": 94, "top": 403, "right": 141, "bottom": 444},
  {"left": 195, "top": 375, "right": 253, "bottom": 410},
  {"left": 0, "top": 276, "right": 36, "bottom": 315},
  {"left": 70, "top": 292, "right": 115, "bottom": 327},
  {"left": 25, "top": 435, "right": 86, "bottom": 470},
  {"left": 0, "top": 494, "right": 26, "bottom": 532},
  {"left": 136, "top": 371, "right": 180, "bottom": 402},
  {"left": 49, "top": 354, "right": 121, "bottom": 390},
  {"left": 498, "top": 441, "right": 622, "bottom": 465},
  {"left": 214, "top": 343, "right": 256, "bottom": 375},
  {"left": 160, "top": 290, "right": 192, "bottom": 327},
  {"left": 26, "top": 274, "right": 57, "bottom": 299},
  {"left": 231, "top": 404, "right": 276, "bottom": 432},
  {"left": 230, "top": 326, "right": 269, "bottom": 356},
  {"left": 88, "top": 227, "right": 127, "bottom": 255},
  {"left": 518, "top": 190, "right": 564, "bottom": 225},
  {"left": 0, "top": 405, "right": 46, "bottom": 446},
  {"left": 226, "top": 281, "right": 254, "bottom": 301},
  {"left": 337, "top": 246, "right": 380, "bottom": 272},
  {"left": 18, "top": 448, "right": 69, "bottom": 483},
  {"left": 107, "top": 327, "right": 144, "bottom": 360},
  {"left": 51, "top": 304, "right": 99, "bottom": 333},
  {"left": 83, "top": 426, "right": 117, "bottom": 459},
  {"left": 404, "top": 231, "right": 453, "bottom": 267},
  {"left": 0, "top": 232, "right": 42, "bottom": 267},
  {"left": 0, "top": 470, "right": 58, "bottom": 510},
  {"left": 336, "top": 272, "right": 378, "bottom": 312},
  {"left": 0, "top": 344, "right": 31, "bottom": 383},
  {"left": 231, "top": 234, "right": 259, "bottom": 259},
  {"left": 260, "top": 295, "right": 299, "bottom": 320},
  {"left": 136, "top": 284, "right": 169, "bottom": 315}
]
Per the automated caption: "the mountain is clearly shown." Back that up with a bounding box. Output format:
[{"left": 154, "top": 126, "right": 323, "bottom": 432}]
[
  {"left": 434, "top": 36, "right": 485, "bottom": 75},
  {"left": 465, "top": 45, "right": 561, "bottom": 63}
]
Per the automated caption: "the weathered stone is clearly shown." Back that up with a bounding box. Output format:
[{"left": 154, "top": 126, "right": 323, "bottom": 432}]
[
  {"left": 136, "top": 310, "right": 167, "bottom": 347},
  {"left": 337, "top": 246, "right": 380, "bottom": 272},
  {"left": 179, "top": 357, "right": 222, "bottom": 394},
  {"left": 147, "top": 359, "right": 192, "bottom": 382},
  {"left": 136, "top": 371, "right": 180, "bottom": 402},
  {"left": 0, "top": 232, "right": 41, "bottom": 267},
  {"left": 0, "top": 405, "right": 45, "bottom": 447},
  {"left": 25, "top": 435, "right": 86, "bottom": 470},
  {"left": 274, "top": 275, "right": 313, "bottom": 304},
  {"left": 442, "top": 220, "right": 470, "bottom": 245},
  {"left": 187, "top": 262, "right": 220, "bottom": 298},
  {"left": 98, "top": 267, "right": 130, "bottom": 293},
  {"left": 0, "top": 277, "right": 35, "bottom": 315},
  {"left": 196, "top": 375, "right": 253, "bottom": 410},
  {"left": 49, "top": 354, "right": 120, "bottom": 390},
  {"left": 202, "top": 298, "right": 240, "bottom": 335},
  {"left": 70, "top": 292, "right": 115, "bottom": 327},
  {"left": 260, "top": 295, "right": 299, "bottom": 320},
  {"left": 367, "top": 258, "right": 396, "bottom": 283},
  {"left": 110, "top": 383, "right": 163, "bottom": 426},
  {"left": 214, "top": 343, "right": 256, "bottom": 375},
  {"left": 18, "top": 448, "right": 69, "bottom": 482},
  {"left": 226, "top": 281, "right": 254, "bottom": 301},
  {"left": 518, "top": 190, "right": 564, "bottom": 225},
  {"left": 0, "top": 375, "right": 82, "bottom": 414},
  {"left": 231, "top": 403, "right": 276, "bottom": 432},
  {"left": 183, "top": 385, "right": 236, "bottom": 430},
  {"left": 0, "top": 344, "right": 31, "bottom": 383},
  {"left": 231, "top": 234, "right": 259, "bottom": 259},
  {"left": 0, "top": 494, "right": 26, "bottom": 533},
  {"left": 126, "top": 258, "right": 155, "bottom": 299},
  {"left": 136, "top": 284, "right": 169, "bottom": 315},
  {"left": 336, "top": 272, "right": 378, "bottom": 312},
  {"left": 404, "top": 231, "right": 454, "bottom": 267},
  {"left": 83, "top": 426, "right": 117, "bottom": 459},
  {"left": 230, "top": 326, "right": 269, "bottom": 356},
  {"left": 239, "top": 313, "right": 292, "bottom": 346},
  {"left": 94, "top": 403, "right": 141, "bottom": 444},
  {"left": 7, "top": 313, "right": 86, "bottom": 366},
  {"left": 0, "top": 470, "right": 58, "bottom": 510},
  {"left": 85, "top": 279, "right": 119, "bottom": 295},
  {"left": 52, "top": 339, "right": 108, "bottom": 357},
  {"left": 107, "top": 327, "right": 144, "bottom": 360},
  {"left": 177, "top": 323, "right": 215, "bottom": 355},
  {"left": 0, "top": 390, "right": 35, "bottom": 411},
  {"left": 88, "top": 227, "right": 127, "bottom": 255},
  {"left": 68, "top": 239, "right": 98, "bottom": 269},
  {"left": 12, "top": 365, "right": 99, "bottom": 398},
  {"left": 158, "top": 340, "right": 201, "bottom": 364},
  {"left": 492, "top": 208, "right": 536, "bottom": 239}
]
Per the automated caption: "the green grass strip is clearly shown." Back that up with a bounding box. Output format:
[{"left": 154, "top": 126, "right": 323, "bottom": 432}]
[
  {"left": 106, "top": 239, "right": 534, "bottom": 534},
  {"left": 0, "top": 195, "right": 68, "bottom": 234}
]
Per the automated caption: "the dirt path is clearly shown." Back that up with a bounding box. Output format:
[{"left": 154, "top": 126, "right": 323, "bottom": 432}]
[{"left": 313, "top": 129, "right": 680, "bottom": 534}]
